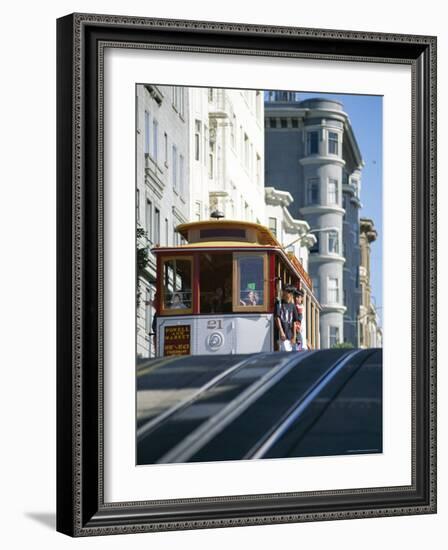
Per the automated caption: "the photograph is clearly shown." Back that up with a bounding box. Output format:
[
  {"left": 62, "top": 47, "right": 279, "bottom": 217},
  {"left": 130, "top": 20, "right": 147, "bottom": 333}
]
[
  {"left": 135, "top": 85, "right": 384, "bottom": 465},
  {"left": 54, "top": 11, "right": 436, "bottom": 536}
]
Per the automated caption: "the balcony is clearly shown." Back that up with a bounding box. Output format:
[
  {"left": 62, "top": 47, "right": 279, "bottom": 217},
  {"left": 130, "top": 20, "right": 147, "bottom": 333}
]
[{"left": 208, "top": 89, "right": 230, "bottom": 120}]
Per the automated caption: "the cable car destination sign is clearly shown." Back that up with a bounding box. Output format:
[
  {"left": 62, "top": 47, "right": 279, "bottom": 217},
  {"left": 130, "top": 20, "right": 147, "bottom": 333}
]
[{"left": 163, "top": 325, "right": 191, "bottom": 356}]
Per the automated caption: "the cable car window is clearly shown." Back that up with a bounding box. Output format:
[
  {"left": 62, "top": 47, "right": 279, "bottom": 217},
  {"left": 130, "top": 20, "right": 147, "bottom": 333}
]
[
  {"left": 234, "top": 254, "right": 266, "bottom": 309},
  {"left": 199, "top": 253, "right": 233, "bottom": 313},
  {"left": 162, "top": 258, "right": 192, "bottom": 313},
  {"left": 199, "top": 228, "right": 246, "bottom": 240}
]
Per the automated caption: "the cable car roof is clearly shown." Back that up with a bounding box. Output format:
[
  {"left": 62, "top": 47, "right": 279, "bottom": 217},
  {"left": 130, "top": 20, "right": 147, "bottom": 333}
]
[{"left": 175, "top": 219, "right": 281, "bottom": 247}]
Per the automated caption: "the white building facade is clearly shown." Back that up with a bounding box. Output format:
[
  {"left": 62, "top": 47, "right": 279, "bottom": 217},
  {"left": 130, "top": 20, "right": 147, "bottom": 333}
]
[
  {"left": 136, "top": 85, "right": 190, "bottom": 359},
  {"left": 136, "top": 85, "right": 319, "bottom": 358},
  {"left": 189, "top": 87, "right": 265, "bottom": 223},
  {"left": 264, "top": 187, "right": 315, "bottom": 274}
]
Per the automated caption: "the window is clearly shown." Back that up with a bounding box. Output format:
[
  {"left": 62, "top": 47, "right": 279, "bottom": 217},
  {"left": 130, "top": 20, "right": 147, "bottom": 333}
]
[
  {"left": 172, "top": 145, "right": 178, "bottom": 190},
  {"left": 310, "top": 234, "right": 319, "bottom": 254},
  {"left": 280, "top": 118, "right": 288, "bottom": 128},
  {"left": 256, "top": 154, "right": 262, "bottom": 186},
  {"left": 145, "top": 199, "right": 152, "bottom": 242},
  {"left": 270, "top": 118, "right": 277, "bottom": 129},
  {"left": 172, "top": 224, "right": 178, "bottom": 246},
  {"left": 162, "top": 258, "right": 192, "bottom": 312},
  {"left": 328, "top": 230, "right": 339, "bottom": 254},
  {"left": 204, "top": 126, "right": 208, "bottom": 166},
  {"left": 200, "top": 228, "right": 246, "bottom": 240},
  {"left": 307, "top": 179, "right": 320, "bottom": 204},
  {"left": 152, "top": 119, "right": 158, "bottom": 161},
  {"left": 208, "top": 151, "right": 214, "bottom": 179},
  {"left": 250, "top": 143, "right": 254, "bottom": 175},
  {"left": 144, "top": 110, "right": 150, "bottom": 154},
  {"left": 194, "top": 120, "right": 201, "bottom": 161},
  {"left": 234, "top": 254, "right": 266, "bottom": 309},
  {"left": 179, "top": 155, "right": 185, "bottom": 198},
  {"left": 256, "top": 91, "right": 261, "bottom": 119},
  {"left": 307, "top": 131, "right": 319, "bottom": 154},
  {"left": 217, "top": 145, "right": 222, "bottom": 183},
  {"left": 195, "top": 201, "right": 201, "bottom": 221},
  {"left": 164, "top": 132, "right": 168, "bottom": 165},
  {"left": 328, "top": 179, "right": 338, "bottom": 204},
  {"left": 172, "top": 87, "right": 184, "bottom": 116},
  {"left": 292, "top": 118, "right": 299, "bottom": 128},
  {"left": 268, "top": 217, "right": 277, "bottom": 237},
  {"left": 329, "top": 326, "right": 340, "bottom": 347},
  {"left": 208, "top": 88, "right": 214, "bottom": 102},
  {"left": 199, "top": 253, "right": 233, "bottom": 313},
  {"left": 244, "top": 133, "right": 249, "bottom": 169},
  {"left": 328, "top": 131, "right": 339, "bottom": 155},
  {"left": 136, "top": 189, "right": 140, "bottom": 222},
  {"left": 165, "top": 218, "right": 169, "bottom": 246},
  {"left": 312, "top": 277, "right": 319, "bottom": 301},
  {"left": 231, "top": 114, "right": 236, "bottom": 148},
  {"left": 145, "top": 287, "right": 152, "bottom": 334},
  {"left": 350, "top": 178, "right": 359, "bottom": 197},
  {"left": 154, "top": 208, "right": 160, "bottom": 245},
  {"left": 179, "top": 88, "right": 185, "bottom": 117},
  {"left": 328, "top": 277, "right": 339, "bottom": 304}
]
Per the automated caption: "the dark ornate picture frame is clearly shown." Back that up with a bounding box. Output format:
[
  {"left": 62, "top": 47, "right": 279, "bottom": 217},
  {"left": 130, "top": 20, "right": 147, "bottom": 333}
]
[{"left": 56, "top": 13, "right": 437, "bottom": 537}]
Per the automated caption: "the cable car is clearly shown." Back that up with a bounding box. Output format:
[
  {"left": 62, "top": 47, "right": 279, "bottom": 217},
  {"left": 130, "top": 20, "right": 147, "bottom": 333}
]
[{"left": 152, "top": 220, "right": 320, "bottom": 356}]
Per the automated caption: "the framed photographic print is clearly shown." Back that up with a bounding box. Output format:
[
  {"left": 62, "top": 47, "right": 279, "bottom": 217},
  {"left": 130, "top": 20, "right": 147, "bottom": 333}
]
[{"left": 56, "top": 13, "right": 437, "bottom": 536}]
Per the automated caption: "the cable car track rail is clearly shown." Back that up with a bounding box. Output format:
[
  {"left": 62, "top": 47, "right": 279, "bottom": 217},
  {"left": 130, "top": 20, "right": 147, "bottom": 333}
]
[
  {"left": 137, "top": 353, "right": 272, "bottom": 441},
  {"left": 156, "top": 351, "right": 317, "bottom": 464},
  {"left": 245, "top": 349, "right": 374, "bottom": 459}
]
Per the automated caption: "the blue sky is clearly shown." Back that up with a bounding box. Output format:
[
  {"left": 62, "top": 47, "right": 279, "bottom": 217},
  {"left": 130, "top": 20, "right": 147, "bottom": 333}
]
[{"left": 294, "top": 91, "right": 383, "bottom": 324}]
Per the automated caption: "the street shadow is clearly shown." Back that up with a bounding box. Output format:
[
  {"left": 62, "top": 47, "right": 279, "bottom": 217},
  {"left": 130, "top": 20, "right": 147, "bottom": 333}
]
[{"left": 25, "top": 512, "right": 56, "bottom": 530}]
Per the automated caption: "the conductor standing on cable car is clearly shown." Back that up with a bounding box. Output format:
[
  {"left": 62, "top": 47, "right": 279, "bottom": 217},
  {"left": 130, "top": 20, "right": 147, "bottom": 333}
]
[{"left": 274, "top": 285, "right": 299, "bottom": 352}]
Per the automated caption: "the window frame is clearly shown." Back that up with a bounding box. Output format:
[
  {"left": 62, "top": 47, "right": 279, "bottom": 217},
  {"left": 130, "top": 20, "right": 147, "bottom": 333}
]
[
  {"left": 154, "top": 207, "right": 160, "bottom": 246},
  {"left": 268, "top": 217, "right": 277, "bottom": 237},
  {"left": 172, "top": 144, "right": 178, "bottom": 191},
  {"left": 160, "top": 255, "right": 194, "bottom": 316},
  {"left": 328, "top": 230, "right": 339, "bottom": 255},
  {"left": 232, "top": 252, "right": 268, "bottom": 313},
  {"left": 328, "top": 178, "right": 338, "bottom": 205},
  {"left": 307, "top": 178, "right": 320, "bottom": 205},
  {"left": 328, "top": 131, "right": 339, "bottom": 155},
  {"left": 194, "top": 120, "right": 201, "bottom": 161},
  {"left": 152, "top": 118, "right": 158, "bottom": 161},
  {"left": 307, "top": 130, "right": 319, "bottom": 155},
  {"left": 327, "top": 277, "right": 340, "bottom": 304},
  {"left": 329, "top": 325, "right": 340, "bottom": 347},
  {"left": 179, "top": 154, "right": 185, "bottom": 198},
  {"left": 144, "top": 110, "right": 150, "bottom": 155}
]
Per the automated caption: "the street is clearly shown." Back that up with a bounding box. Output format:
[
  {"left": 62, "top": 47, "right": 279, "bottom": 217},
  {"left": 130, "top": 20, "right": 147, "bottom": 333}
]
[{"left": 137, "top": 349, "right": 382, "bottom": 464}]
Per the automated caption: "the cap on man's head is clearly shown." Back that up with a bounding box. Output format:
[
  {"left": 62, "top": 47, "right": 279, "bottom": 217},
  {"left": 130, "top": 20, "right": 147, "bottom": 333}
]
[{"left": 283, "top": 285, "right": 295, "bottom": 294}]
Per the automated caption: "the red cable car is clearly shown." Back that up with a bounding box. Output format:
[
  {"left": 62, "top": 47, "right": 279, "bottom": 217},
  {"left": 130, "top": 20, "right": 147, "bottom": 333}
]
[{"left": 152, "top": 220, "right": 320, "bottom": 356}]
